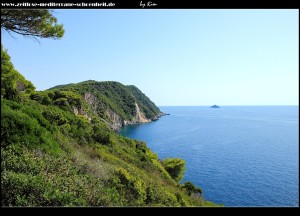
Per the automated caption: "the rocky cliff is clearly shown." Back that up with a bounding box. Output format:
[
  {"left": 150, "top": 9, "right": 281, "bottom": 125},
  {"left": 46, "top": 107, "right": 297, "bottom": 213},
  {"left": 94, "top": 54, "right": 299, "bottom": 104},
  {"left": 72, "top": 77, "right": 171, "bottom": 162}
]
[{"left": 48, "top": 81, "right": 164, "bottom": 131}]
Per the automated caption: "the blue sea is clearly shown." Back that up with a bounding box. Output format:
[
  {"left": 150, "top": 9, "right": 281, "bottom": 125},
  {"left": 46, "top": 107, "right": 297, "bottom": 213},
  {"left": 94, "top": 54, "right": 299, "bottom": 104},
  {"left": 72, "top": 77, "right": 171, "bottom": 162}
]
[{"left": 119, "top": 106, "right": 299, "bottom": 207}]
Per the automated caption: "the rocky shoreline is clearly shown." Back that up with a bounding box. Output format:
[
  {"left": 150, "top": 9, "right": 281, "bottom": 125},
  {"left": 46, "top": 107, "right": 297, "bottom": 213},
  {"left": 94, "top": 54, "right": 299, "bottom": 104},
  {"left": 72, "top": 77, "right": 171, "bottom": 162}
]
[{"left": 114, "top": 111, "right": 168, "bottom": 132}]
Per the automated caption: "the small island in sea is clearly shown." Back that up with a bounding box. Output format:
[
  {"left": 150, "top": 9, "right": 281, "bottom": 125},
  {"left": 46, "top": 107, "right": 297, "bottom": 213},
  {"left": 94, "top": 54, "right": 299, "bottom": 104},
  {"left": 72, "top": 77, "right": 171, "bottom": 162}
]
[{"left": 210, "top": 105, "right": 220, "bottom": 108}]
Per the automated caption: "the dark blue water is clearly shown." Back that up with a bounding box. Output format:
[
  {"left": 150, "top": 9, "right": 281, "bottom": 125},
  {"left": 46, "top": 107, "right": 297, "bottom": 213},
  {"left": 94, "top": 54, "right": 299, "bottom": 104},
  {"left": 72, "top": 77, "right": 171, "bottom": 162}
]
[{"left": 119, "top": 106, "right": 299, "bottom": 207}]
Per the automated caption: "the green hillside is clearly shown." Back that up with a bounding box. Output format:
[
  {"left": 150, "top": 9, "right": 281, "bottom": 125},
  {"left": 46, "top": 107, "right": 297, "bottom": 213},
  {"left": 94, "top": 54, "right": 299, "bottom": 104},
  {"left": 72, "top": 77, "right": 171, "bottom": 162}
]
[
  {"left": 1, "top": 46, "right": 219, "bottom": 207},
  {"left": 48, "top": 80, "right": 164, "bottom": 131}
]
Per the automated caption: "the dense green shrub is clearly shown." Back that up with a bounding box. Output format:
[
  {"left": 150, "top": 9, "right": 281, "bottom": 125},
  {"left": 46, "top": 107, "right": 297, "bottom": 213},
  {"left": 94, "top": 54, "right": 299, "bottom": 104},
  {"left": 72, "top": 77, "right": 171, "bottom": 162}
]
[
  {"left": 181, "top": 181, "right": 203, "bottom": 196},
  {"left": 42, "top": 107, "right": 68, "bottom": 126},
  {"left": 1, "top": 45, "right": 35, "bottom": 100},
  {"left": 29, "top": 92, "right": 52, "bottom": 105},
  {"left": 93, "top": 126, "right": 111, "bottom": 144},
  {"left": 116, "top": 168, "right": 147, "bottom": 205},
  {"left": 162, "top": 158, "right": 186, "bottom": 183}
]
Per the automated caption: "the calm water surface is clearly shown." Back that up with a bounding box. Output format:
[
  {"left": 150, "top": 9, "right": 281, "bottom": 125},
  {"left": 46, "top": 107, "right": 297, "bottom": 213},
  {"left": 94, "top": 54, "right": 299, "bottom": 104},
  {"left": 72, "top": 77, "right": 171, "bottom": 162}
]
[{"left": 119, "top": 106, "right": 299, "bottom": 206}]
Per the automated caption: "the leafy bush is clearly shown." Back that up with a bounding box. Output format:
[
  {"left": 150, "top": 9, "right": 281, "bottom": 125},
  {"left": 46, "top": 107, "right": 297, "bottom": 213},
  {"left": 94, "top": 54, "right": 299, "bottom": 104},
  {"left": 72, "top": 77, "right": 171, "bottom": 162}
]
[
  {"left": 162, "top": 158, "right": 186, "bottom": 183},
  {"left": 116, "top": 168, "right": 147, "bottom": 205},
  {"left": 93, "top": 126, "right": 111, "bottom": 144},
  {"left": 181, "top": 181, "right": 202, "bottom": 196},
  {"left": 42, "top": 107, "right": 68, "bottom": 126},
  {"left": 1, "top": 45, "right": 35, "bottom": 100}
]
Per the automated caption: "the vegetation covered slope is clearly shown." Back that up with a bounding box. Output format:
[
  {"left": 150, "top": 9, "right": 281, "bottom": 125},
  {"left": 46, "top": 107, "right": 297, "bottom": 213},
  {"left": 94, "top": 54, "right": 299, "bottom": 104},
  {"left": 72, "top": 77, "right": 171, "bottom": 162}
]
[
  {"left": 1, "top": 46, "right": 218, "bottom": 207},
  {"left": 48, "top": 81, "right": 164, "bottom": 131}
]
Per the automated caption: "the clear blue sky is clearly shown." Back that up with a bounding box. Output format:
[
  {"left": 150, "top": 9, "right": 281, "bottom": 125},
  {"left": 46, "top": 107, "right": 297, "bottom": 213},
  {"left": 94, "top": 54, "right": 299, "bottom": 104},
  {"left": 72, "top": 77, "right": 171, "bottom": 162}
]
[{"left": 1, "top": 9, "right": 299, "bottom": 106}]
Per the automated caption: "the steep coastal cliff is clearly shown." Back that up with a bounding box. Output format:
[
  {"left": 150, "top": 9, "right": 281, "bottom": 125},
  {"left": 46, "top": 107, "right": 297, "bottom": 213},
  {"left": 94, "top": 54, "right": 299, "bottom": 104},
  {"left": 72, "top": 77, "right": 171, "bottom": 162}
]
[{"left": 48, "top": 80, "right": 165, "bottom": 131}]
